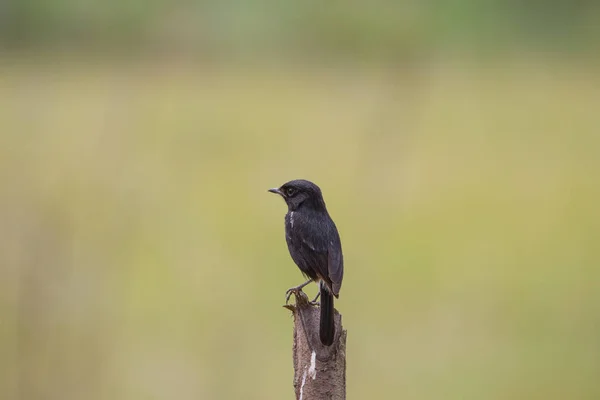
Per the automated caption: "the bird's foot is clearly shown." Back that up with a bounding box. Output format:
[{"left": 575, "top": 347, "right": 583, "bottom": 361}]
[
  {"left": 285, "top": 280, "right": 312, "bottom": 304},
  {"left": 309, "top": 291, "right": 321, "bottom": 306},
  {"left": 285, "top": 287, "right": 303, "bottom": 304}
]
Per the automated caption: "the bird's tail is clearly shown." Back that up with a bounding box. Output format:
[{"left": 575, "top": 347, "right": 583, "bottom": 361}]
[{"left": 319, "top": 282, "right": 335, "bottom": 346}]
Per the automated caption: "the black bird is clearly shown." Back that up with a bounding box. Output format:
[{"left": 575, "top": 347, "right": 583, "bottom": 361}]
[{"left": 269, "top": 179, "right": 344, "bottom": 346}]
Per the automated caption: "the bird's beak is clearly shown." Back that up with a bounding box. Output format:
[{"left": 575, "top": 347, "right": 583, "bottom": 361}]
[{"left": 268, "top": 187, "right": 282, "bottom": 196}]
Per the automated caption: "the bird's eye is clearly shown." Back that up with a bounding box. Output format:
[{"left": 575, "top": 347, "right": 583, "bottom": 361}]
[{"left": 286, "top": 187, "right": 296, "bottom": 196}]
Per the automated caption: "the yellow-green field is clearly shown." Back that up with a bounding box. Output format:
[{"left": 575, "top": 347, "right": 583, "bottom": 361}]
[{"left": 0, "top": 57, "right": 598, "bottom": 399}]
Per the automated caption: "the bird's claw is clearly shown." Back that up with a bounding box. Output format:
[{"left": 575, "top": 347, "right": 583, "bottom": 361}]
[
  {"left": 309, "top": 292, "right": 321, "bottom": 307},
  {"left": 285, "top": 286, "right": 313, "bottom": 305},
  {"left": 284, "top": 279, "right": 313, "bottom": 305},
  {"left": 285, "top": 287, "right": 301, "bottom": 304}
]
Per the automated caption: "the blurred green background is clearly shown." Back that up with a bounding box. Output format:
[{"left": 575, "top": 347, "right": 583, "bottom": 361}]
[{"left": 1, "top": 1, "right": 599, "bottom": 399}]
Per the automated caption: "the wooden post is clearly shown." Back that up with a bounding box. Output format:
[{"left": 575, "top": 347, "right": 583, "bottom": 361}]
[{"left": 284, "top": 291, "right": 347, "bottom": 400}]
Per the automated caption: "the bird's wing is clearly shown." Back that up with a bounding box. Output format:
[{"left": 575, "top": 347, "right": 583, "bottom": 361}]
[
  {"left": 296, "top": 215, "right": 343, "bottom": 296},
  {"left": 328, "top": 238, "right": 343, "bottom": 296}
]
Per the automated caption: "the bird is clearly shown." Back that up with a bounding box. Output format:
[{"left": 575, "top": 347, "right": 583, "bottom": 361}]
[{"left": 268, "top": 179, "right": 344, "bottom": 346}]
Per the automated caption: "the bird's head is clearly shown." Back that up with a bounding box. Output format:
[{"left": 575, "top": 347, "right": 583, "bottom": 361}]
[{"left": 268, "top": 179, "right": 327, "bottom": 212}]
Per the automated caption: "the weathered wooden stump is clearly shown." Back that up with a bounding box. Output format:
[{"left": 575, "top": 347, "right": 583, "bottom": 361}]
[{"left": 284, "top": 291, "right": 347, "bottom": 400}]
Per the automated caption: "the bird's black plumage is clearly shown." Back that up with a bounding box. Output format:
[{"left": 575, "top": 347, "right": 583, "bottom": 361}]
[{"left": 269, "top": 179, "right": 344, "bottom": 346}]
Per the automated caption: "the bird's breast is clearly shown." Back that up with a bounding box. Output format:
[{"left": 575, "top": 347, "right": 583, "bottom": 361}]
[
  {"left": 285, "top": 212, "right": 292, "bottom": 231},
  {"left": 285, "top": 211, "right": 299, "bottom": 243}
]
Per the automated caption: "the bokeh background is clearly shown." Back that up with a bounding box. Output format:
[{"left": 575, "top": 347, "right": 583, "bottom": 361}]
[{"left": 1, "top": 1, "right": 599, "bottom": 399}]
